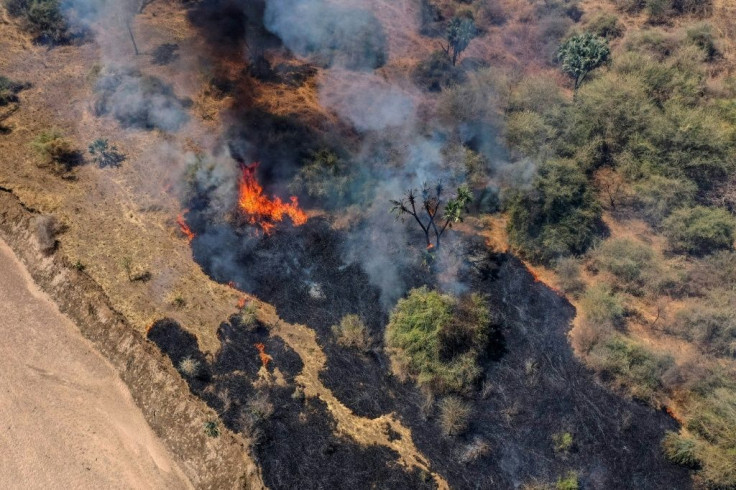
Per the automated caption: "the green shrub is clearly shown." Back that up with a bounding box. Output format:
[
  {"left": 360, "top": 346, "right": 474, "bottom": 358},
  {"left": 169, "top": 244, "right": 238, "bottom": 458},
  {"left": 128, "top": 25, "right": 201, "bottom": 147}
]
[
  {"left": 579, "top": 284, "right": 625, "bottom": 328},
  {"left": 686, "top": 23, "right": 720, "bottom": 61},
  {"left": 506, "top": 111, "right": 554, "bottom": 159},
  {"left": 663, "top": 206, "right": 735, "bottom": 256},
  {"left": 588, "top": 238, "right": 673, "bottom": 296},
  {"left": 555, "top": 471, "right": 579, "bottom": 490},
  {"left": 669, "top": 295, "right": 736, "bottom": 358},
  {"left": 592, "top": 336, "right": 673, "bottom": 402},
  {"left": 332, "top": 314, "right": 370, "bottom": 351},
  {"left": 439, "top": 395, "right": 471, "bottom": 436},
  {"left": 552, "top": 431, "right": 574, "bottom": 453},
  {"left": 385, "top": 287, "right": 491, "bottom": 394},
  {"left": 555, "top": 257, "right": 584, "bottom": 297},
  {"left": 587, "top": 13, "right": 624, "bottom": 39},
  {"left": 289, "top": 149, "right": 349, "bottom": 206},
  {"left": 203, "top": 420, "right": 220, "bottom": 438},
  {"left": 662, "top": 431, "right": 700, "bottom": 468},
  {"left": 685, "top": 388, "right": 736, "bottom": 487},
  {"left": 507, "top": 159, "right": 602, "bottom": 264},
  {"left": 632, "top": 175, "right": 697, "bottom": 225},
  {"left": 5, "top": 0, "right": 70, "bottom": 44},
  {"left": 88, "top": 138, "right": 125, "bottom": 168},
  {"left": 31, "top": 128, "right": 80, "bottom": 173}
]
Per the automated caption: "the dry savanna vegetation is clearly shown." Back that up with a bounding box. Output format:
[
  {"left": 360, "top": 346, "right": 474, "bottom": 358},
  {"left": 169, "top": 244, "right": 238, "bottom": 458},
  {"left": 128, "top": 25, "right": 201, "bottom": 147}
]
[{"left": 1, "top": 0, "right": 736, "bottom": 488}]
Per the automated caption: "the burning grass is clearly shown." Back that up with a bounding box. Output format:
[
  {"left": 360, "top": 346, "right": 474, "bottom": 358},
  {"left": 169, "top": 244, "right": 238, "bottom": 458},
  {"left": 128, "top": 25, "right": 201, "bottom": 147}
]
[{"left": 237, "top": 163, "right": 307, "bottom": 234}]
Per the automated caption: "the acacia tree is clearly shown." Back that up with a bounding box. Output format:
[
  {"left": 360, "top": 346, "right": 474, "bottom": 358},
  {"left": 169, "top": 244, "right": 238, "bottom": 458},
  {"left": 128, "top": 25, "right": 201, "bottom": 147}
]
[
  {"left": 391, "top": 182, "right": 472, "bottom": 251},
  {"left": 557, "top": 32, "right": 611, "bottom": 91},
  {"left": 442, "top": 17, "right": 477, "bottom": 66}
]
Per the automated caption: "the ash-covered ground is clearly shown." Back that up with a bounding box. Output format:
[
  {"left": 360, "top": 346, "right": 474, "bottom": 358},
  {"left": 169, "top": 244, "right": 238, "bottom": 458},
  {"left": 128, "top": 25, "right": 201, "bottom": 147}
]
[{"left": 149, "top": 215, "right": 692, "bottom": 489}]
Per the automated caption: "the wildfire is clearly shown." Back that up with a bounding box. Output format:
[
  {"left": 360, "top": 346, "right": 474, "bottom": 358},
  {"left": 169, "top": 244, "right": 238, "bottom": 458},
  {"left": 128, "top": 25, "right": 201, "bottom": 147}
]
[
  {"left": 177, "top": 212, "right": 196, "bottom": 243},
  {"left": 254, "top": 342, "right": 272, "bottom": 369},
  {"left": 238, "top": 162, "right": 307, "bottom": 233},
  {"left": 237, "top": 296, "right": 247, "bottom": 309}
]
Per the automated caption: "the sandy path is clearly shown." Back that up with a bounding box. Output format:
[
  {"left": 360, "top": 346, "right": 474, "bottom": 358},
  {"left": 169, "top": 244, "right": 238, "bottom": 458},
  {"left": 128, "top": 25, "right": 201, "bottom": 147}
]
[{"left": 0, "top": 238, "right": 192, "bottom": 490}]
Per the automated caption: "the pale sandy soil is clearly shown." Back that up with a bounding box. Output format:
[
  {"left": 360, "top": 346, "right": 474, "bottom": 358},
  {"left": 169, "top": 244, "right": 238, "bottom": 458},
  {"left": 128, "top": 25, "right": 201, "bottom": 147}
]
[{"left": 0, "top": 238, "right": 192, "bottom": 490}]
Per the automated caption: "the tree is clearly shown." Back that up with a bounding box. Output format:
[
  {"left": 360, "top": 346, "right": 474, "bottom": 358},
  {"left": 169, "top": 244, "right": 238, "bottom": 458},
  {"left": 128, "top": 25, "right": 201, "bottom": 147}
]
[
  {"left": 442, "top": 17, "right": 477, "bottom": 66},
  {"left": 390, "top": 182, "right": 472, "bottom": 251},
  {"left": 663, "top": 206, "right": 735, "bottom": 256},
  {"left": 557, "top": 33, "right": 611, "bottom": 91},
  {"left": 88, "top": 138, "right": 125, "bottom": 168}
]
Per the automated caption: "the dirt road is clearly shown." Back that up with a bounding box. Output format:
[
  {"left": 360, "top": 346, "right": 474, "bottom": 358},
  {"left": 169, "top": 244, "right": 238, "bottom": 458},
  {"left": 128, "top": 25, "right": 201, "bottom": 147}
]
[{"left": 0, "top": 238, "right": 192, "bottom": 490}]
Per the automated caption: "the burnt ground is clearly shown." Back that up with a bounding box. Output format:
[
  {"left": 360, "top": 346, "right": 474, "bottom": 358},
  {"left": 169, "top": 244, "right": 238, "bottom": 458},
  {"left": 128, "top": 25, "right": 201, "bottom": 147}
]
[
  {"left": 148, "top": 316, "right": 434, "bottom": 490},
  {"left": 176, "top": 216, "right": 692, "bottom": 489}
]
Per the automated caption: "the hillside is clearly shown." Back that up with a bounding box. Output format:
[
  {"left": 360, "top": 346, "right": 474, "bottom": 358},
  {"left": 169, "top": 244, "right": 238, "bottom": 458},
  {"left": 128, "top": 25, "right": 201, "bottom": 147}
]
[{"left": 0, "top": 0, "right": 734, "bottom": 488}]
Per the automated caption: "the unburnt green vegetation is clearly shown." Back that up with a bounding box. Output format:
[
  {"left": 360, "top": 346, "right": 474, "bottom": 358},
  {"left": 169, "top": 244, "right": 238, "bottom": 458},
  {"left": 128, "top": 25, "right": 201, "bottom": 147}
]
[
  {"left": 385, "top": 286, "right": 491, "bottom": 395},
  {"left": 489, "top": 4, "right": 736, "bottom": 484}
]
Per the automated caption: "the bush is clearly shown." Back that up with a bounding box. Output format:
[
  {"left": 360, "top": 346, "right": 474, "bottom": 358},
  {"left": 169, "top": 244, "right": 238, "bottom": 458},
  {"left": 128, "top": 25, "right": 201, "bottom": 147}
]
[
  {"left": 579, "top": 284, "right": 625, "bottom": 328},
  {"left": 385, "top": 287, "right": 491, "bottom": 394},
  {"left": 669, "top": 296, "right": 736, "bottom": 358},
  {"left": 686, "top": 23, "right": 719, "bottom": 61},
  {"left": 552, "top": 431, "right": 574, "bottom": 453},
  {"left": 506, "top": 159, "right": 602, "bottom": 264},
  {"left": 439, "top": 395, "right": 471, "bottom": 436},
  {"left": 592, "top": 336, "right": 673, "bottom": 402},
  {"left": 0, "top": 76, "right": 29, "bottom": 106},
  {"left": 663, "top": 206, "right": 735, "bottom": 256},
  {"left": 632, "top": 175, "right": 697, "bottom": 225},
  {"left": 88, "top": 138, "right": 125, "bottom": 168},
  {"left": 203, "top": 420, "right": 220, "bottom": 437},
  {"left": 5, "top": 0, "right": 70, "bottom": 44},
  {"left": 556, "top": 471, "right": 579, "bottom": 490},
  {"left": 588, "top": 238, "right": 672, "bottom": 296},
  {"left": 662, "top": 431, "right": 700, "bottom": 468},
  {"left": 331, "top": 314, "right": 370, "bottom": 351},
  {"left": 505, "top": 111, "right": 554, "bottom": 159},
  {"left": 289, "top": 149, "right": 349, "bottom": 206},
  {"left": 556, "top": 257, "right": 584, "bottom": 297},
  {"left": 587, "top": 13, "right": 624, "bottom": 39},
  {"left": 31, "top": 129, "right": 81, "bottom": 174},
  {"left": 413, "top": 51, "right": 466, "bottom": 92}
]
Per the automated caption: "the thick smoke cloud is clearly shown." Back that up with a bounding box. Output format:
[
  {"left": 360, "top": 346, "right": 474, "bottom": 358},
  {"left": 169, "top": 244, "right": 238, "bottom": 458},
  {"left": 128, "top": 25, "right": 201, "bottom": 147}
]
[{"left": 264, "top": 0, "right": 388, "bottom": 70}]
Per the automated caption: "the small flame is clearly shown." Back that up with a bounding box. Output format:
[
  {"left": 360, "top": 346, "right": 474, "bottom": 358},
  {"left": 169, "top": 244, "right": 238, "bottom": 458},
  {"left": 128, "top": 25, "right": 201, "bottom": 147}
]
[
  {"left": 255, "top": 342, "right": 273, "bottom": 369},
  {"left": 177, "top": 212, "right": 196, "bottom": 243},
  {"left": 238, "top": 162, "right": 307, "bottom": 233},
  {"left": 227, "top": 281, "right": 238, "bottom": 289},
  {"left": 237, "top": 296, "right": 247, "bottom": 309},
  {"left": 426, "top": 243, "right": 434, "bottom": 250}
]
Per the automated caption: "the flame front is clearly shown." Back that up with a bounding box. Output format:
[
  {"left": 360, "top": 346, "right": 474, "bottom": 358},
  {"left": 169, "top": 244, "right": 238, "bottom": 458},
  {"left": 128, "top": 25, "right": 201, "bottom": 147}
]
[
  {"left": 255, "top": 342, "right": 272, "bottom": 369},
  {"left": 177, "top": 212, "right": 196, "bottom": 242},
  {"left": 238, "top": 163, "right": 307, "bottom": 233}
]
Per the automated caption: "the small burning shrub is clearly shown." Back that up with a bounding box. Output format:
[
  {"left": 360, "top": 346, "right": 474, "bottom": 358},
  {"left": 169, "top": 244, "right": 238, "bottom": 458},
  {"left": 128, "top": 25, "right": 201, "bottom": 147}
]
[
  {"left": 88, "top": 138, "right": 125, "bottom": 168},
  {"left": 331, "top": 314, "right": 370, "bottom": 352},
  {"left": 439, "top": 395, "right": 471, "bottom": 436},
  {"left": 385, "top": 287, "right": 491, "bottom": 394}
]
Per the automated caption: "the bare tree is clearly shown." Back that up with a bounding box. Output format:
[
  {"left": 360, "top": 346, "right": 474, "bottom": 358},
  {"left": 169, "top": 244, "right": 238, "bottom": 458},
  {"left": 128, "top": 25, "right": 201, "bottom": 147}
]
[{"left": 391, "top": 182, "right": 472, "bottom": 251}]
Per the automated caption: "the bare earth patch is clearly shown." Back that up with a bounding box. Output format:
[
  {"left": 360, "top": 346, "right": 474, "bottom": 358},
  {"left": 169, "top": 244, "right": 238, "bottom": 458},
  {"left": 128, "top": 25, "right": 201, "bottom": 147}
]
[{"left": 0, "top": 238, "right": 192, "bottom": 490}]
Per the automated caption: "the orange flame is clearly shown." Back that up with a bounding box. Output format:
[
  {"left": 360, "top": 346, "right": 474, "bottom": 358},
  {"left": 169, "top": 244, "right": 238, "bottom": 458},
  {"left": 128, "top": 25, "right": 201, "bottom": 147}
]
[
  {"left": 254, "top": 342, "right": 272, "bottom": 369},
  {"left": 176, "top": 212, "right": 196, "bottom": 243},
  {"left": 238, "top": 163, "right": 307, "bottom": 234},
  {"left": 237, "top": 296, "right": 247, "bottom": 309}
]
